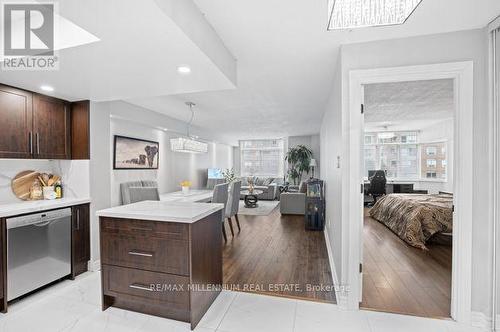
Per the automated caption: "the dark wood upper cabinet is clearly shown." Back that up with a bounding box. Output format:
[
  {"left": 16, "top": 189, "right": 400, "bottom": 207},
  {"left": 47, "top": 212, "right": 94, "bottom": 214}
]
[
  {"left": 71, "top": 203, "right": 90, "bottom": 278},
  {"left": 32, "top": 94, "right": 71, "bottom": 160},
  {"left": 70, "top": 100, "right": 90, "bottom": 159},
  {"left": 0, "top": 85, "right": 33, "bottom": 159},
  {"left": 0, "top": 83, "right": 91, "bottom": 160}
]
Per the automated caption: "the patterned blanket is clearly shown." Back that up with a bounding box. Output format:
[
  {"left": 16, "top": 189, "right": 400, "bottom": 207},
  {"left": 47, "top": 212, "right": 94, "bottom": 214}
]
[{"left": 369, "top": 194, "right": 453, "bottom": 250}]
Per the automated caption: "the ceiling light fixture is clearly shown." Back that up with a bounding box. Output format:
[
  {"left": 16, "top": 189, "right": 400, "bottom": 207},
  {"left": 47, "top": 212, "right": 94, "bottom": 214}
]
[
  {"left": 328, "top": 0, "right": 423, "bottom": 30},
  {"left": 40, "top": 85, "right": 54, "bottom": 92},
  {"left": 170, "top": 102, "right": 208, "bottom": 154},
  {"left": 177, "top": 65, "right": 191, "bottom": 74}
]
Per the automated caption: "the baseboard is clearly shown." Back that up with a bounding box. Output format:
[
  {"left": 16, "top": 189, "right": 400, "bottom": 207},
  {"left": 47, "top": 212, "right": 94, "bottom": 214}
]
[
  {"left": 324, "top": 227, "right": 348, "bottom": 308},
  {"left": 471, "top": 311, "right": 492, "bottom": 331},
  {"left": 88, "top": 259, "right": 101, "bottom": 272}
]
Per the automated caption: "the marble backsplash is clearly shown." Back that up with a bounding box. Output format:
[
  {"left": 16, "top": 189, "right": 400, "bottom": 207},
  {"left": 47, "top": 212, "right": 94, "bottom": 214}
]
[{"left": 0, "top": 159, "right": 90, "bottom": 204}]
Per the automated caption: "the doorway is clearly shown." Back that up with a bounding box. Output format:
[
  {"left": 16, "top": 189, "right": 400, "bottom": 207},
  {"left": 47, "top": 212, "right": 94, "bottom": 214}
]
[
  {"left": 346, "top": 62, "right": 474, "bottom": 323},
  {"left": 360, "top": 79, "right": 454, "bottom": 318}
]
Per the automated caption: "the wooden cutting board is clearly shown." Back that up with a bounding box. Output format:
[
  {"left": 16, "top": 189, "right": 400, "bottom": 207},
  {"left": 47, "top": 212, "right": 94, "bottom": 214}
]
[{"left": 11, "top": 170, "right": 40, "bottom": 200}]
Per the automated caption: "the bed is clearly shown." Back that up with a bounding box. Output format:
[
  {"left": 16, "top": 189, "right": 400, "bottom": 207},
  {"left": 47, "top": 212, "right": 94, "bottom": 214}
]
[{"left": 369, "top": 193, "right": 453, "bottom": 250}]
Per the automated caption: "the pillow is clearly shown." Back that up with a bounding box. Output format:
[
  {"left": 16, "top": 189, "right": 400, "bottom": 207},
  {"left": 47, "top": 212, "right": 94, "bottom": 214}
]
[
  {"left": 262, "top": 178, "right": 273, "bottom": 186},
  {"left": 255, "top": 177, "right": 265, "bottom": 186}
]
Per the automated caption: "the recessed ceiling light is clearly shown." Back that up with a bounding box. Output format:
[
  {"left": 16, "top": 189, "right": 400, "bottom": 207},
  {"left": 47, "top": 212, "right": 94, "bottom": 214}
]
[
  {"left": 40, "top": 85, "right": 54, "bottom": 92},
  {"left": 328, "top": 0, "right": 423, "bottom": 30},
  {"left": 177, "top": 65, "right": 191, "bottom": 74}
]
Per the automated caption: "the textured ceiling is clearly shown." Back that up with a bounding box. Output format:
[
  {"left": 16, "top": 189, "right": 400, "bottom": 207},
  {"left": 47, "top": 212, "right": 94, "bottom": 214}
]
[{"left": 364, "top": 79, "right": 454, "bottom": 131}]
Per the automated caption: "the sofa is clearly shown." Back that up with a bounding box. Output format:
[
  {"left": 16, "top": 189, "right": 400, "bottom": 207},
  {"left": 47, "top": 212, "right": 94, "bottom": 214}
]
[
  {"left": 280, "top": 182, "right": 307, "bottom": 215},
  {"left": 239, "top": 177, "right": 278, "bottom": 200}
]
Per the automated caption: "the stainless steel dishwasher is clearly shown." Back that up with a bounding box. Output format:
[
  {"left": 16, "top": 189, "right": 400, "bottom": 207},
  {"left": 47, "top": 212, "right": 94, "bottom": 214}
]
[{"left": 7, "top": 208, "right": 72, "bottom": 301}]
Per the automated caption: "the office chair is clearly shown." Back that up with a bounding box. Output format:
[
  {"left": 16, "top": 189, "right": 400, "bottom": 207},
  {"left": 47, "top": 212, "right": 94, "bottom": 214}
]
[{"left": 368, "top": 170, "right": 387, "bottom": 206}]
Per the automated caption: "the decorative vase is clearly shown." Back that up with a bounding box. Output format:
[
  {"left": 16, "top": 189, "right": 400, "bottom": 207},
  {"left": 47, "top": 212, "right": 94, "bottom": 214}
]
[{"left": 182, "top": 186, "right": 190, "bottom": 195}]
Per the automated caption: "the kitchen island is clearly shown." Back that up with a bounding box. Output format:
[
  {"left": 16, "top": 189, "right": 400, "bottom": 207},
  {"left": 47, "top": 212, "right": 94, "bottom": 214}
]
[{"left": 96, "top": 200, "right": 224, "bottom": 330}]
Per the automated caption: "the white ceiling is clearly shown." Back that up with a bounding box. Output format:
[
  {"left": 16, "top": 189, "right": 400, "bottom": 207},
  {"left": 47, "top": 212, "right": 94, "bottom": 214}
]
[
  {"left": 126, "top": 0, "right": 500, "bottom": 145},
  {"left": 364, "top": 79, "right": 454, "bottom": 131},
  {"left": 0, "top": 0, "right": 236, "bottom": 101}
]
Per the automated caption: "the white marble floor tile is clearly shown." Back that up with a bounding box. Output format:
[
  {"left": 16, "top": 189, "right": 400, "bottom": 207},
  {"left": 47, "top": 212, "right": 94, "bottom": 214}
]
[
  {"left": 139, "top": 314, "right": 215, "bottom": 332},
  {"left": 363, "top": 310, "right": 450, "bottom": 332},
  {"left": 0, "top": 295, "right": 95, "bottom": 332},
  {"left": 0, "top": 278, "right": 74, "bottom": 315},
  {"left": 54, "top": 271, "right": 102, "bottom": 306},
  {"left": 0, "top": 271, "right": 488, "bottom": 332},
  {"left": 217, "top": 292, "right": 297, "bottom": 332},
  {"left": 61, "top": 306, "right": 150, "bottom": 332},
  {"left": 198, "top": 290, "right": 237, "bottom": 329},
  {"left": 294, "top": 300, "right": 371, "bottom": 332}
]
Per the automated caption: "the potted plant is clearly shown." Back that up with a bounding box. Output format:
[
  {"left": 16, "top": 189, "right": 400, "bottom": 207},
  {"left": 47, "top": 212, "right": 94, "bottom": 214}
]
[{"left": 285, "top": 145, "right": 313, "bottom": 185}]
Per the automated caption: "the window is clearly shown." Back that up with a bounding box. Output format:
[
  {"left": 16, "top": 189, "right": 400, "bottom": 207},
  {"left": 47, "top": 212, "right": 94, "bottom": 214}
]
[
  {"left": 364, "top": 132, "right": 448, "bottom": 181},
  {"left": 240, "top": 139, "right": 284, "bottom": 177},
  {"left": 364, "top": 131, "right": 418, "bottom": 179},
  {"left": 421, "top": 142, "right": 447, "bottom": 180},
  {"left": 426, "top": 171, "right": 437, "bottom": 178}
]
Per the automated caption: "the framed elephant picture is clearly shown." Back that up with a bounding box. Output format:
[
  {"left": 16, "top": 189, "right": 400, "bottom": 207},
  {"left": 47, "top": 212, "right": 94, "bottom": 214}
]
[{"left": 113, "top": 135, "right": 159, "bottom": 170}]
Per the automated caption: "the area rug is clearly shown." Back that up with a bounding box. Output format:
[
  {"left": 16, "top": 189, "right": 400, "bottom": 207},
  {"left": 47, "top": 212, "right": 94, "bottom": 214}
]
[{"left": 238, "top": 200, "right": 280, "bottom": 216}]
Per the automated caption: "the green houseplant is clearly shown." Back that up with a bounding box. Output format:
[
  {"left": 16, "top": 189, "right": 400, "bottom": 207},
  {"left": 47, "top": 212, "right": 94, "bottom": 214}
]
[{"left": 285, "top": 145, "right": 313, "bottom": 185}]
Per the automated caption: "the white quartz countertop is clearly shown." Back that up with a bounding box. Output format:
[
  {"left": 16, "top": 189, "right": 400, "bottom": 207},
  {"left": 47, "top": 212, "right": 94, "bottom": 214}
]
[
  {"left": 0, "top": 197, "right": 91, "bottom": 218},
  {"left": 96, "top": 200, "right": 224, "bottom": 223}
]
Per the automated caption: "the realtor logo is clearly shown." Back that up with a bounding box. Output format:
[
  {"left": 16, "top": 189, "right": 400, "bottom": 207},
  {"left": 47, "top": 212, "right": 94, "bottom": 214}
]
[
  {"left": 3, "top": 3, "right": 54, "bottom": 56},
  {"left": 1, "top": 2, "right": 58, "bottom": 70}
]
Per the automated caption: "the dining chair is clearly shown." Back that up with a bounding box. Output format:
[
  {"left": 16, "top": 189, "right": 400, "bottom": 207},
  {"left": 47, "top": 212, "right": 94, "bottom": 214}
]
[
  {"left": 128, "top": 187, "right": 160, "bottom": 204},
  {"left": 225, "top": 181, "right": 242, "bottom": 235},
  {"left": 212, "top": 182, "right": 229, "bottom": 241}
]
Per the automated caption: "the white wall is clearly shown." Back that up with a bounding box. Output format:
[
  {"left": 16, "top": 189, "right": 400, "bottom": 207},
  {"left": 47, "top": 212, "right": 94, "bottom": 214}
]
[
  {"left": 321, "top": 28, "right": 492, "bottom": 316},
  {"left": 89, "top": 100, "right": 233, "bottom": 264},
  {"left": 320, "top": 55, "right": 344, "bottom": 287}
]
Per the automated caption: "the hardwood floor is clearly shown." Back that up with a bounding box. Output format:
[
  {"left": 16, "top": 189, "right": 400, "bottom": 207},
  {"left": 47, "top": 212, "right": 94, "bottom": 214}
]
[
  {"left": 222, "top": 207, "right": 336, "bottom": 303},
  {"left": 361, "top": 209, "right": 452, "bottom": 318}
]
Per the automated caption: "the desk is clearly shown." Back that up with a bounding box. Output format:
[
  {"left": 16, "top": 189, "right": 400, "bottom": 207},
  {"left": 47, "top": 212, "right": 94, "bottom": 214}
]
[
  {"left": 160, "top": 189, "right": 213, "bottom": 203},
  {"left": 364, "top": 182, "right": 415, "bottom": 204},
  {"left": 364, "top": 181, "right": 415, "bottom": 194}
]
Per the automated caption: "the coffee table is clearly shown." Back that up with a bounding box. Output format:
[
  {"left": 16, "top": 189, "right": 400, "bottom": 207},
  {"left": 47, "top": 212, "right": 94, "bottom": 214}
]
[{"left": 240, "top": 189, "right": 264, "bottom": 208}]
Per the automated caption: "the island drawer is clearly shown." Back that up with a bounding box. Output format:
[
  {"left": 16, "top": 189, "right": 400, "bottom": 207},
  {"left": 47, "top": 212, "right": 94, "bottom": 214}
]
[
  {"left": 101, "top": 233, "right": 189, "bottom": 275},
  {"left": 100, "top": 217, "right": 188, "bottom": 240},
  {"left": 102, "top": 264, "right": 190, "bottom": 311}
]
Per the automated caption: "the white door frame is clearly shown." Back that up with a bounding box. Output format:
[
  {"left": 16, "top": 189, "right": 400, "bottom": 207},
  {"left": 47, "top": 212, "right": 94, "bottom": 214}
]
[
  {"left": 488, "top": 17, "right": 500, "bottom": 332},
  {"left": 346, "top": 61, "right": 474, "bottom": 324}
]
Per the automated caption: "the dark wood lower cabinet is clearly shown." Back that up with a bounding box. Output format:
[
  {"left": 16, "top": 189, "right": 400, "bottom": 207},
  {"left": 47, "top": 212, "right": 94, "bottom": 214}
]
[
  {"left": 99, "top": 211, "right": 222, "bottom": 330},
  {"left": 71, "top": 204, "right": 90, "bottom": 278}
]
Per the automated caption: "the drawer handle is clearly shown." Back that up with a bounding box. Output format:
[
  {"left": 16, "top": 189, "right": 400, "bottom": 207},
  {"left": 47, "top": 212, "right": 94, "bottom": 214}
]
[
  {"left": 128, "top": 251, "right": 153, "bottom": 257},
  {"left": 129, "top": 283, "right": 153, "bottom": 292}
]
